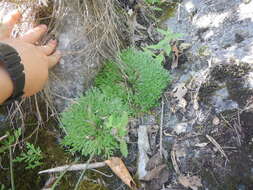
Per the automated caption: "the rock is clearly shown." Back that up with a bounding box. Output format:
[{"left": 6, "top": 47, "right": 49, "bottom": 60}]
[
  {"left": 161, "top": 0, "right": 253, "bottom": 189},
  {"left": 137, "top": 125, "right": 151, "bottom": 180}
]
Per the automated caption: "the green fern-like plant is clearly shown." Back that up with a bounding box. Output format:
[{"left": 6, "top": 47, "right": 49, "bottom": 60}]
[
  {"left": 61, "top": 88, "right": 129, "bottom": 158},
  {"left": 61, "top": 48, "right": 170, "bottom": 158},
  {"left": 95, "top": 48, "right": 170, "bottom": 113},
  {"left": 0, "top": 128, "right": 21, "bottom": 154},
  {"left": 13, "top": 142, "right": 43, "bottom": 169}
]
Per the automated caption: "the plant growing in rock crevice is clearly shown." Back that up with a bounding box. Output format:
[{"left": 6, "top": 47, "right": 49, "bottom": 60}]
[
  {"left": 143, "top": 28, "right": 183, "bottom": 63},
  {"left": 95, "top": 48, "right": 171, "bottom": 114},
  {"left": 13, "top": 142, "right": 43, "bottom": 170},
  {"left": 61, "top": 88, "right": 129, "bottom": 158},
  {"left": 61, "top": 48, "right": 170, "bottom": 158}
]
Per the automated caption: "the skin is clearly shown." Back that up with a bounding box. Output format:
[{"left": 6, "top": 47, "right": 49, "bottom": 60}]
[{"left": 0, "top": 10, "right": 61, "bottom": 104}]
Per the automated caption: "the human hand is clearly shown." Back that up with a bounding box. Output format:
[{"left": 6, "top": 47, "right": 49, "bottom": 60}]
[{"left": 0, "top": 10, "right": 61, "bottom": 97}]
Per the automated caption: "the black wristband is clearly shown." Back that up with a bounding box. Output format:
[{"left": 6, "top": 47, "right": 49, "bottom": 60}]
[{"left": 0, "top": 43, "right": 25, "bottom": 104}]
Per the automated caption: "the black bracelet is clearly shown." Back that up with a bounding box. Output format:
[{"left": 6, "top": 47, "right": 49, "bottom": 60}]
[{"left": 0, "top": 43, "right": 25, "bottom": 105}]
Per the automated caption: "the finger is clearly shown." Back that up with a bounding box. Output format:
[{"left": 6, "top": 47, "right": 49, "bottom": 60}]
[
  {"left": 47, "top": 50, "right": 61, "bottom": 69},
  {"left": 19, "top": 24, "right": 47, "bottom": 43},
  {"left": 38, "top": 39, "right": 57, "bottom": 55},
  {"left": 0, "top": 10, "right": 21, "bottom": 39}
]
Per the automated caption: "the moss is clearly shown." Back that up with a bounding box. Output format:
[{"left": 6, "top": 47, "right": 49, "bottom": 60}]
[{"left": 211, "top": 63, "right": 251, "bottom": 81}]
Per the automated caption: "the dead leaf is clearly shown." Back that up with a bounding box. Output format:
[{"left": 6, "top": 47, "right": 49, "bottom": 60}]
[
  {"left": 172, "top": 83, "right": 188, "bottom": 109},
  {"left": 142, "top": 164, "right": 170, "bottom": 190},
  {"left": 142, "top": 164, "right": 167, "bottom": 181},
  {"left": 146, "top": 152, "right": 163, "bottom": 171},
  {"left": 172, "top": 83, "right": 187, "bottom": 101},
  {"left": 171, "top": 45, "right": 180, "bottom": 69},
  {"left": 105, "top": 157, "right": 137, "bottom": 190},
  {"left": 178, "top": 175, "right": 202, "bottom": 190}
]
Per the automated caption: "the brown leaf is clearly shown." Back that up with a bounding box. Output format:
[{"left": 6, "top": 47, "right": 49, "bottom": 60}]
[
  {"left": 145, "top": 152, "right": 163, "bottom": 171},
  {"left": 105, "top": 157, "right": 137, "bottom": 190},
  {"left": 178, "top": 175, "right": 202, "bottom": 190},
  {"left": 142, "top": 164, "right": 168, "bottom": 181},
  {"left": 171, "top": 45, "right": 180, "bottom": 69},
  {"left": 142, "top": 164, "right": 170, "bottom": 190}
]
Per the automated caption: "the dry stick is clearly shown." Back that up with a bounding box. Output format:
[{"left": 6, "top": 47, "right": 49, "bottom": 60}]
[
  {"left": 206, "top": 134, "right": 229, "bottom": 161},
  {"left": 39, "top": 162, "right": 107, "bottom": 174},
  {"left": 177, "top": 3, "right": 181, "bottom": 22},
  {"left": 0, "top": 134, "right": 8, "bottom": 142},
  {"left": 171, "top": 145, "right": 180, "bottom": 175},
  {"left": 160, "top": 98, "right": 165, "bottom": 157},
  {"left": 74, "top": 154, "right": 94, "bottom": 190},
  {"left": 9, "top": 146, "right": 15, "bottom": 190}
]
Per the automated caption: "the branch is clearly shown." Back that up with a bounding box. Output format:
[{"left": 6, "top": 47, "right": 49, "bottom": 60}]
[{"left": 39, "top": 161, "right": 106, "bottom": 174}]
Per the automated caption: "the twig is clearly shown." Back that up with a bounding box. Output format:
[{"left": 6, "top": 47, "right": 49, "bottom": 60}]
[
  {"left": 171, "top": 144, "right": 180, "bottom": 175},
  {"left": 177, "top": 3, "right": 181, "bottom": 22},
  {"left": 9, "top": 146, "right": 15, "bottom": 190},
  {"left": 160, "top": 98, "right": 164, "bottom": 157},
  {"left": 206, "top": 134, "right": 229, "bottom": 161},
  {"left": 220, "top": 113, "right": 241, "bottom": 146},
  {"left": 0, "top": 134, "right": 8, "bottom": 142},
  {"left": 91, "top": 169, "right": 113, "bottom": 178},
  {"left": 74, "top": 154, "right": 94, "bottom": 190},
  {"left": 51, "top": 168, "right": 68, "bottom": 190},
  {"left": 39, "top": 161, "right": 106, "bottom": 174}
]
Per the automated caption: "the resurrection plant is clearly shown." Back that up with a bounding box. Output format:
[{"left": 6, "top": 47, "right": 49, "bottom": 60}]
[
  {"left": 96, "top": 48, "right": 171, "bottom": 113},
  {"left": 61, "top": 48, "right": 170, "bottom": 158},
  {"left": 61, "top": 88, "right": 129, "bottom": 158}
]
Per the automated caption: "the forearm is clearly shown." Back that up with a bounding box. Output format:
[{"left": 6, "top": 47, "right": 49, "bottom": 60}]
[{"left": 0, "top": 66, "right": 13, "bottom": 104}]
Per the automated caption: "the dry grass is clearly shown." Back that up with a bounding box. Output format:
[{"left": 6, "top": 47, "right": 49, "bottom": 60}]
[{"left": 1, "top": 0, "right": 127, "bottom": 127}]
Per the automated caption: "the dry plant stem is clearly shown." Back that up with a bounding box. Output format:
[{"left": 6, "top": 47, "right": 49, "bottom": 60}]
[
  {"left": 51, "top": 167, "right": 68, "bottom": 190},
  {"left": 9, "top": 146, "right": 15, "bottom": 190},
  {"left": 171, "top": 144, "right": 180, "bottom": 175},
  {"left": 206, "top": 134, "right": 229, "bottom": 161},
  {"left": 160, "top": 98, "right": 164, "bottom": 157},
  {"left": 74, "top": 154, "right": 94, "bottom": 190},
  {"left": 220, "top": 113, "right": 242, "bottom": 146},
  {"left": 0, "top": 134, "right": 8, "bottom": 142},
  {"left": 39, "top": 161, "right": 106, "bottom": 174},
  {"left": 91, "top": 168, "right": 113, "bottom": 177}
]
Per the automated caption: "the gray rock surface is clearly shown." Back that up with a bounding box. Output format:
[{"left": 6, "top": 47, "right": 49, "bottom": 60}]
[
  {"left": 160, "top": 0, "right": 253, "bottom": 188},
  {"left": 166, "top": 0, "right": 253, "bottom": 63},
  {"left": 48, "top": 6, "right": 97, "bottom": 111}
]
